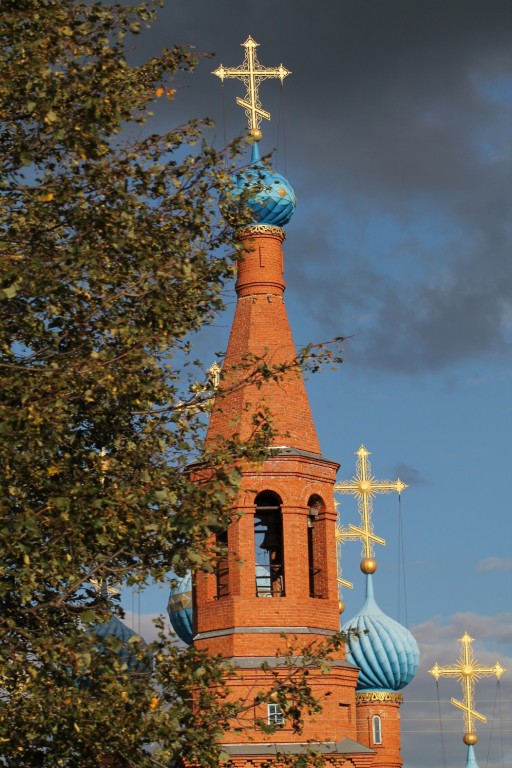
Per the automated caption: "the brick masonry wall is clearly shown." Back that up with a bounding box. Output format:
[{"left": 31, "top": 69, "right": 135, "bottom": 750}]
[
  {"left": 206, "top": 230, "right": 320, "bottom": 453},
  {"left": 217, "top": 664, "right": 360, "bottom": 745},
  {"left": 356, "top": 700, "right": 402, "bottom": 768}
]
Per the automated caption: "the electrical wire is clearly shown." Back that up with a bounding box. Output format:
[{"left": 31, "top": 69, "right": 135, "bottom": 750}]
[
  {"left": 397, "top": 493, "right": 410, "bottom": 628},
  {"left": 498, "top": 679, "right": 505, "bottom": 768},
  {"left": 436, "top": 680, "right": 447, "bottom": 768},
  {"left": 221, "top": 82, "right": 227, "bottom": 157}
]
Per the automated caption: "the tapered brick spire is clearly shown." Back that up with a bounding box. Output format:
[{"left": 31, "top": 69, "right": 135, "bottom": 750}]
[{"left": 206, "top": 224, "right": 320, "bottom": 454}]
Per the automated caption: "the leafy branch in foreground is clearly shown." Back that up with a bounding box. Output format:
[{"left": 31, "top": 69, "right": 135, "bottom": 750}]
[{"left": 0, "top": 2, "right": 346, "bottom": 765}]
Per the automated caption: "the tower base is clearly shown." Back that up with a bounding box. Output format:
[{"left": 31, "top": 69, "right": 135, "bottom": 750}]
[{"left": 355, "top": 692, "right": 403, "bottom": 768}]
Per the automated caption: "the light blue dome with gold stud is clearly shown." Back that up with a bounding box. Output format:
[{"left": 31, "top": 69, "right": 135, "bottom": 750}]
[
  {"left": 342, "top": 574, "right": 419, "bottom": 692},
  {"left": 222, "top": 143, "right": 296, "bottom": 227},
  {"left": 167, "top": 572, "right": 193, "bottom": 645}
]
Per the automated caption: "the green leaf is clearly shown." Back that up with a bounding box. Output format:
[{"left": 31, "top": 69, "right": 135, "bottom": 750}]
[
  {"left": 1, "top": 283, "right": 20, "bottom": 299},
  {"left": 80, "top": 610, "right": 98, "bottom": 624}
]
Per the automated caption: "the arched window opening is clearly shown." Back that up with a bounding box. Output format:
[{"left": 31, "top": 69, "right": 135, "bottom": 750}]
[
  {"left": 307, "top": 494, "right": 324, "bottom": 598},
  {"left": 254, "top": 491, "right": 284, "bottom": 597},
  {"left": 372, "top": 714, "right": 382, "bottom": 745},
  {"left": 215, "top": 530, "right": 229, "bottom": 598}
]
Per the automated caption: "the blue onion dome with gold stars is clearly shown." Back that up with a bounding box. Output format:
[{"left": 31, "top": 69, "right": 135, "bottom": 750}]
[
  {"left": 167, "top": 571, "right": 193, "bottom": 645},
  {"left": 222, "top": 143, "right": 296, "bottom": 228},
  {"left": 342, "top": 574, "right": 419, "bottom": 692},
  {"left": 94, "top": 614, "right": 150, "bottom": 676}
]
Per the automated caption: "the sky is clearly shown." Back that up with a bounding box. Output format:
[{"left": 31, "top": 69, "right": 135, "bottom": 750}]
[{"left": 124, "top": 3, "right": 512, "bottom": 765}]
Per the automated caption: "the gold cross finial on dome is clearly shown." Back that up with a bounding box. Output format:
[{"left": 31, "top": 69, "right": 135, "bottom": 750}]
[
  {"left": 212, "top": 36, "right": 290, "bottom": 141},
  {"left": 335, "top": 445, "right": 407, "bottom": 568},
  {"left": 430, "top": 633, "right": 505, "bottom": 745},
  {"left": 334, "top": 446, "right": 406, "bottom": 611}
]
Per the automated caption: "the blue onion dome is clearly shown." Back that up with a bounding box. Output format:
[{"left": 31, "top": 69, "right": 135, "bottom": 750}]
[
  {"left": 167, "top": 571, "right": 193, "bottom": 645},
  {"left": 342, "top": 574, "right": 419, "bottom": 692},
  {"left": 222, "top": 142, "right": 296, "bottom": 227},
  {"left": 94, "top": 614, "right": 150, "bottom": 675}
]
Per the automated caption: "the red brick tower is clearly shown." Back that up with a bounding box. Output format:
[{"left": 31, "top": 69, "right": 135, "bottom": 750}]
[
  {"left": 194, "top": 37, "right": 379, "bottom": 756},
  {"left": 192, "top": 35, "right": 386, "bottom": 766},
  {"left": 194, "top": 218, "right": 373, "bottom": 764}
]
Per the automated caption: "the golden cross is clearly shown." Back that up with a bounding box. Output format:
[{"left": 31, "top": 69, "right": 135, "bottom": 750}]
[
  {"left": 208, "top": 361, "right": 221, "bottom": 390},
  {"left": 89, "top": 577, "right": 120, "bottom": 597},
  {"left": 212, "top": 36, "right": 290, "bottom": 135},
  {"left": 334, "top": 445, "right": 407, "bottom": 561},
  {"left": 176, "top": 361, "right": 221, "bottom": 414},
  {"left": 429, "top": 632, "right": 505, "bottom": 741}
]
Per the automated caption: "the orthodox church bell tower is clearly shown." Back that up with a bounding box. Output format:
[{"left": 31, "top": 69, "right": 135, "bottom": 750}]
[
  {"left": 192, "top": 37, "right": 372, "bottom": 765},
  {"left": 184, "top": 36, "right": 419, "bottom": 767}
]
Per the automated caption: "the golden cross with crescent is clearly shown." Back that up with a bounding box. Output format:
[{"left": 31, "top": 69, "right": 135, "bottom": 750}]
[
  {"left": 212, "top": 36, "right": 290, "bottom": 140},
  {"left": 430, "top": 632, "right": 505, "bottom": 745}
]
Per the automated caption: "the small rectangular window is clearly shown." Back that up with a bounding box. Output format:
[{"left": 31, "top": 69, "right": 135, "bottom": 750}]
[{"left": 267, "top": 703, "right": 285, "bottom": 726}]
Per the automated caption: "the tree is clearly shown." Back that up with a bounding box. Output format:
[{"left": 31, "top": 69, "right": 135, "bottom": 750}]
[{"left": 0, "top": 2, "right": 345, "bottom": 765}]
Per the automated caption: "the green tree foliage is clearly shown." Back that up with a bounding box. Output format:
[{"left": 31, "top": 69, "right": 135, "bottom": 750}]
[{"left": 0, "top": 2, "right": 345, "bottom": 765}]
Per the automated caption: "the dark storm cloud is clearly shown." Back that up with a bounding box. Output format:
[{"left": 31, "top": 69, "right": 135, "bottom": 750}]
[{"left": 138, "top": 0, "right": 512, "bottom": 374}]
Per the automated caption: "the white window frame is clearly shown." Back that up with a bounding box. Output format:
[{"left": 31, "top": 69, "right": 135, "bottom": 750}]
[
  {"left": 267, "top": 703, "right": 285, "bottom": 726},
  {"left": 372, "top": 714, "right": 382, "bottom": 745}
]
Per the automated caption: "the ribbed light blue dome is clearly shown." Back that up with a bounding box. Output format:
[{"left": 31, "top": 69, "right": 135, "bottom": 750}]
[
  {"left": 222, "top": 143, "right": 296, "bottom": 227},
  {"left": 167, "top": 572, "right": 193, "bottom": 645},
  {"left": 342, "top": 574, "right": 419, "bottom": 692},
  {"left": 94, "top": 615, "right": 150, "bottom": 675}
]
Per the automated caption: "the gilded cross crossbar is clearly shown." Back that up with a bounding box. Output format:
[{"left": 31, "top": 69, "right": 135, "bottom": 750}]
[
  {"left": 212, "top": 36, "right": 290, "bottom": 133},
  {"left": 89, "top": 578, "right": 120, "bottom": 597}
]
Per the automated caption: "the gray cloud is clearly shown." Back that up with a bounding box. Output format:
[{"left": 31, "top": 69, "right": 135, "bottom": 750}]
[{"left": 478, "top": 557, "right": 512, "bottom": 572}]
